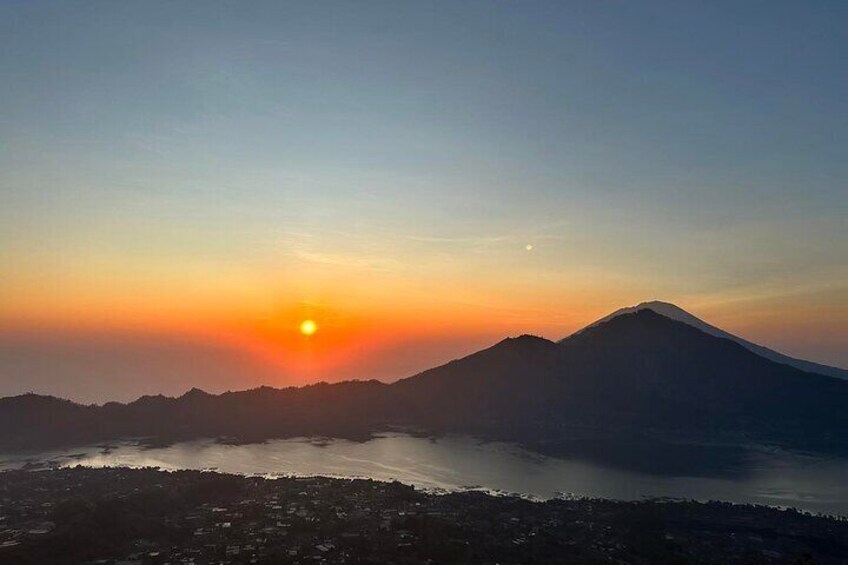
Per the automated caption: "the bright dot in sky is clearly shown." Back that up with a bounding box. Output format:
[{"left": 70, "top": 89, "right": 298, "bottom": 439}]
[
  {"left": 299, "top": 319, "right": 318, "bottom": 336},
  {"left": 525, "top": 244, "right": 534, "bottom": 251}
]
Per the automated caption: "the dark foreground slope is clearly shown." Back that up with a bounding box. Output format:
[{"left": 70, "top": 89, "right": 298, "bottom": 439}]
[
  {"left": 1, "top": 467, "right": 846, "bottom": 565},
  {"left": 1, "top": 311, "right": 846, "bottom": 456}
]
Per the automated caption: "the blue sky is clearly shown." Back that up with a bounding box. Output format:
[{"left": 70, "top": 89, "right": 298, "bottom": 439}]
[{"left": 1, "top": 1, "right": 847, "bottom": 400}]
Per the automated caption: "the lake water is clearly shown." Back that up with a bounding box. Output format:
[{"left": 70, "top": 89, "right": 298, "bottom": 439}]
[{"left": 2, "top": 433, "right": 846, "bottom": 516}]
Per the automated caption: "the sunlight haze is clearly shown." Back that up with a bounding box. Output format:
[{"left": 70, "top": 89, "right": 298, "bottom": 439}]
[{"left": 1, "top": 1, "right": 846, "bottom": 402}]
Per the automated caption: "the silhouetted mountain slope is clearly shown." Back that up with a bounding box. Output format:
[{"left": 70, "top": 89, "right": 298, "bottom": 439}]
[
  {"left": 392, "top": 310, "right": 847, "bottom": 451},
  {"left": 1, "top": 310, "right": 846, "bottom": 457},
  {"left": 0, "top": 381, "right": 391, "bottom": 451},
  {"left": 391, "top": 335, "right": 560, "bottom": 432},
  {"left": 573, "top": 300, "right": 848, "bottom": 380},
  {"left": 557, "top": 311, "right": 847, "bottom": 446},
  {"left": 0, "top": 394, "right": 93, "bottom": 451}
]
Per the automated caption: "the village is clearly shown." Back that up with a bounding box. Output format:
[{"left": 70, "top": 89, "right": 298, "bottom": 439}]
[{"left": 0, "top": 467, "right": 845, "bottom": 564}]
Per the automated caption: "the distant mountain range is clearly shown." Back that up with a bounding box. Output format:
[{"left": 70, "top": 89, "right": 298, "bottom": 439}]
[{"left": 1, "top": 303, "right": 846, "bottom": 459}]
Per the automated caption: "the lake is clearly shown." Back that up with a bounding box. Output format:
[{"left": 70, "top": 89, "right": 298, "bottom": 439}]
[{"left": 2, "top": 433, "right": 846, "bottom": 516}]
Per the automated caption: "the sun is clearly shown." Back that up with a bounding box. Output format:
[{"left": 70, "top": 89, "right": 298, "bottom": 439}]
[{"left": 299, "top": 319, "right": 318, "bottom": 336}]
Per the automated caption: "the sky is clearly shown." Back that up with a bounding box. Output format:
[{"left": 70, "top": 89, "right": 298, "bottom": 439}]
[{"left": 1, "top": 1, "right": 847, "bottom": 403}]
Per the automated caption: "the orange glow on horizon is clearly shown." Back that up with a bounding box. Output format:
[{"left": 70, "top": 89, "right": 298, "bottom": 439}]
[
  {"left": 6, "top": 254, "right": 843, "bottom": 393},
  {"left": 0, "top": 283, "right": 638, "bottom": 390}
]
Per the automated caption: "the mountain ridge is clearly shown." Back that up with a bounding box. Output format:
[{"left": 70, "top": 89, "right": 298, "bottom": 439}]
[
  {"left": 570, "top": 300, "right": 847, "bottom": 379},
  {"left": 1, "top": 308, "right": 846, "bottom": 460}
]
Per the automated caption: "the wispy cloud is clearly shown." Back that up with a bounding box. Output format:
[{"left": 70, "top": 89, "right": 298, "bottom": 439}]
[{"left": 292, "top": 249, "right": 403, "bottom": 273}]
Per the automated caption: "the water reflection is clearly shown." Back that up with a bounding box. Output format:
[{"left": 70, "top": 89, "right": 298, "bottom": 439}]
[
  {"left": 528, "top": 436, "right": 756, "bottom": 478},
  {"left": 1, "top": 433, "right": 846, "bottom": 516}
]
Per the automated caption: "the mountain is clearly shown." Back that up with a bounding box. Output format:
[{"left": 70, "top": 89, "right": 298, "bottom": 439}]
[
  {"left": 572, "top": 300, "right": 848, "bottom": 380},
  {"left": 1, "top": 309, "right": 846, "bottom": 459},
  {"left": 395, "top": 309, "right": 848, "bottom": 453},
  {"left": 0, "top": 381, "right": 392, "bottom": 451}
]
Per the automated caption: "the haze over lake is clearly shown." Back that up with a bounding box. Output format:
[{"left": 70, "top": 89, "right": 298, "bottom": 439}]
[{"left": 3, "top": 434, "right": 846, "bottom": 517}]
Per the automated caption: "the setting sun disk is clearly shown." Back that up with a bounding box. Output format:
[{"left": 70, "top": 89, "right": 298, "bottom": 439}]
[{"left": 299, "top": 319, "right": 318, "bottom": 336}]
